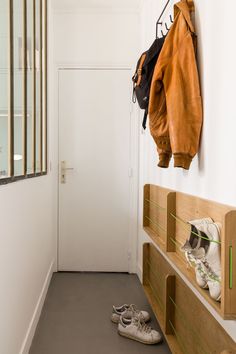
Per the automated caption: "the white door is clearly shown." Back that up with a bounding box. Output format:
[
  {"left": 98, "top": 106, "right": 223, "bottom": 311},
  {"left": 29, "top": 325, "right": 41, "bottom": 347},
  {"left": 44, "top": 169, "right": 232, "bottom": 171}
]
[{"left": 58, "top": 68, "right": 133, "bottom": 272}]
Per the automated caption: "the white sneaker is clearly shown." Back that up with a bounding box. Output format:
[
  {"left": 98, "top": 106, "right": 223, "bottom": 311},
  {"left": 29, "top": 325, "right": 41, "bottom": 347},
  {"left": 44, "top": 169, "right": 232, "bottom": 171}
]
[
  {"left": 182, "top": 218, "right": 212, "bottom": 288},
  {"left": 182, "top": 218, "right": 221, "bottom": 301},
  {"left": 111, "top": 304, "right": 150, "bottom": 324},
  {"left": 118, "top": 315, "right": 162, "bottom": 345},
  {"left": 192, "top": 220, "right": 221, "bottom": 301}
]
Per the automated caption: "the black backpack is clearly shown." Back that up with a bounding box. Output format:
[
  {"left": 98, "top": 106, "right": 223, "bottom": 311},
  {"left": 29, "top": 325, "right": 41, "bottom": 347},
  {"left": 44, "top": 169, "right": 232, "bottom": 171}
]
[{"left": 132, "top": 37, "right": 165, "bottom": 129}]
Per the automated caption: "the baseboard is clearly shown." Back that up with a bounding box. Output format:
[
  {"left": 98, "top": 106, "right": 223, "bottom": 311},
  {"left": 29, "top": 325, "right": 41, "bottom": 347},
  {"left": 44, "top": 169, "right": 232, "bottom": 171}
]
[
  {"left": 136, "top": 263, "right": 143, "bottom": 283},
  {"left": 19, "top": 260, "right": 55, "bottom": 354}
]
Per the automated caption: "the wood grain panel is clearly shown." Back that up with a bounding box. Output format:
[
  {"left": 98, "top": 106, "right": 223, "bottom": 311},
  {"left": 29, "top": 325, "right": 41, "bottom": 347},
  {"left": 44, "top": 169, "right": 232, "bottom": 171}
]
[
  {"left": 143, "top": 185, "right": 236, "bottom": 319},
  {"left": 143, "top": 184, "right": 174, "bottom": 251},
  {"left": 143, "top": 243, "right": 236, "bottom": 354}
]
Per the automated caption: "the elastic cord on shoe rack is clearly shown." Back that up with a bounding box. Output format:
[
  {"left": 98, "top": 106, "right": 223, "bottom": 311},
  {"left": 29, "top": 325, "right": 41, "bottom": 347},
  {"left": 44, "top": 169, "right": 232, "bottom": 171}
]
[
  {"left": 145, "top": 262, "right": 211, "bottom": 353},
  {"left": 168, "top": 320, "right": 189, "bottom": 354},
  {"left": 229, "top": 246, "right": 233, "bottom": 289},
  {"left": 145, "top": 277, "right": 164, "bottom": 307},
  {"left": 169, "top": 213, "right": 221, "bottom": 245},
  {"left": 144, "top": 198, "right": 221, "bottom": 244},
  {"left": 144, "top": 259, "right": 165, "bottom": 283},
  {"left": 145, "top": 198, "right": 166, "bottom": 211},
  {"left": 144, "top": 215, "right": 166, "bottom": 232},
  {"left": 168, "top": 296, "right": 210, "bottom": 354}
]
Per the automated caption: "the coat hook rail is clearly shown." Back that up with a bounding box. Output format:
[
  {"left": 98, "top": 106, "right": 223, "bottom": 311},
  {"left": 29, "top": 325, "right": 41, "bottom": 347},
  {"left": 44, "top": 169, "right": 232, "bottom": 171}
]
[
  {"left": 165, "top": 23, "right": 170, "bottom": 31},
  {"left": 156, "top": 0, "right": 172, "bottom": 38}
]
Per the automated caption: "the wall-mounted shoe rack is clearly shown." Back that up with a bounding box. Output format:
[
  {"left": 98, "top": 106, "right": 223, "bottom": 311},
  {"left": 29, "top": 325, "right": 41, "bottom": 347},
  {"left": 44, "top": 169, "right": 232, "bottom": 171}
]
[
  {"left": 143, "top": 243, "right": 236, "bottom": 354},
  {"left": 143, "top": 184, "right": 236, "bottom": 320}
]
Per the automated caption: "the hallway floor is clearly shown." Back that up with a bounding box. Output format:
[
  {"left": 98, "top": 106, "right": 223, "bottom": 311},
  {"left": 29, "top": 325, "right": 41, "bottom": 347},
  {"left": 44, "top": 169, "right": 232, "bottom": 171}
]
[{"left": 30, "top": 273, "right": 171, "bottom": 354}]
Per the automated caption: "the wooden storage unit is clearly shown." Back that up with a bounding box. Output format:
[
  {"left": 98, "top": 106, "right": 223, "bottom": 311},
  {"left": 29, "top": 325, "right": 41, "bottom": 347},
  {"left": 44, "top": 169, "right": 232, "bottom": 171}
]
[
  {"left": 143, "top": 184, "right": 236, "bottom": 319},
  {"left": 143, "top": 184, "right": 175, "bottom": 252},
  {"left": 143, "top": 243, "right": 236, "bottom": 354}
]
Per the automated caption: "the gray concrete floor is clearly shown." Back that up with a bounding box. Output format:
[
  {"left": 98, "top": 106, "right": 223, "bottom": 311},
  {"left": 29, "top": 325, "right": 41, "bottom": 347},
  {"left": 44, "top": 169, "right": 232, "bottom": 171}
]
[{"left": 30, "top": 273, "right": 171, "bottom": 354}]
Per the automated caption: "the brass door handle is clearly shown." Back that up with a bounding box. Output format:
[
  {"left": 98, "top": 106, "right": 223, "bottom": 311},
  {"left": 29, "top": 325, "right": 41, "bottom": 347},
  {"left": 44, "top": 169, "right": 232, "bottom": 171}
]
[{"left": 61, "top": 161, "right": 74, "bottom": 184}]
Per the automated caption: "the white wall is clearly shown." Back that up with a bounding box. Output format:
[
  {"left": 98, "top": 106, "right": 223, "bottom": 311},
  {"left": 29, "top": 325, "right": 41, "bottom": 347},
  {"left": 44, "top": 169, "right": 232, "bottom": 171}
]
[
  {"left": 0, "top": 5, "right": 56, "bottom": 354},
  {"left": 0, "top": 177, "right": 56, "bottom": 354},
  {"left": 51, "top": 0, "right": 141, "bottom": 66},
  {"left": 138, "top": 0, "right": 236, "bottom": 341}
]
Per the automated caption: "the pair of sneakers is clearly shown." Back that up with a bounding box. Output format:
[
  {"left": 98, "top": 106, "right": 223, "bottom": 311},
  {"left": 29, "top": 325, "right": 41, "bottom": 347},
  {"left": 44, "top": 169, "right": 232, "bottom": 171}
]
[
  {"left": 182, "top": 218, "right": 221, "bottom": 301},
  {"left": 111, "top": 304, "right": 162, "bottom": 345}
]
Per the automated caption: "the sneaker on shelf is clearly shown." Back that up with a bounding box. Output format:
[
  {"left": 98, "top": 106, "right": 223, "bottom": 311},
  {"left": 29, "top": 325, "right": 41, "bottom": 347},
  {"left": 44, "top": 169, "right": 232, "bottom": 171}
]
[
  {"left": 182, "top": 218, "right": 212, "bottom": 289},
  {"left": 111, "top": 304, "right": 150, "bottom": 324},
  {"left": 118, "top": 314, "right": 162, "bottom": 345},
  {"left": 197, "top": 222, "right": 221, "bottom": 301},
  {"left": 182, "top": 218, "right": 221, "bottom": 301}
]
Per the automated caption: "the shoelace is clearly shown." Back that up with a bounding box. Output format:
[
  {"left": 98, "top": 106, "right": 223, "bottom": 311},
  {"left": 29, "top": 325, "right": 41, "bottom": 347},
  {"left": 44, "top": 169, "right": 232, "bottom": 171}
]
[
  {"left": 133, "top": 316, "right": 152, "bottom": 334},
  {"left": 197, "top": 259, "right": 221, "bottom": 283},
  {"left": 128, "top": 304, "right": 144, "bottom": 318},
  {"left": 184, "top": 249, "right": 221, "bottom": 283}
]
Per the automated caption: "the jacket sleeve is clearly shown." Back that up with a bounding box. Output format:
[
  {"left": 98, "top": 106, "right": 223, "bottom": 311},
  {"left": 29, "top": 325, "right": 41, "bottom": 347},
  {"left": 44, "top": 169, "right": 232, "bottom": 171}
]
[{"left": 164, "top": 32, "right": 203, "bottom": 170}]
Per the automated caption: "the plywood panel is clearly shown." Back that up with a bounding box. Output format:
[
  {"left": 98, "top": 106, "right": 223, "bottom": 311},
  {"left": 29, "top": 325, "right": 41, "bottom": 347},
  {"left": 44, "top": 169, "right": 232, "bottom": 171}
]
[
  {"left": 143, "top": 185, "right": 236, "bottom": 319},
  {"left": 143, "top": 243, "right": 236, "bottom": 354},
  {"left": 143, "top": 184, "right": 174, "bottom": 251}
]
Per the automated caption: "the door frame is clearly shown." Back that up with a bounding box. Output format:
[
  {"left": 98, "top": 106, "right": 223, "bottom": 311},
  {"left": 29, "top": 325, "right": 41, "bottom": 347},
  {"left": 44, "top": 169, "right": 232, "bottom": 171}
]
[{"left": 55, "top": 64, "right": 140, "bottom": 274}]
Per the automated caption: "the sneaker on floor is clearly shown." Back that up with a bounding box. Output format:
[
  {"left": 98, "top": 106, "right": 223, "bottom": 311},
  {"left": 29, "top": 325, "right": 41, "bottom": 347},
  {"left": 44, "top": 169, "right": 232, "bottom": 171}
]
[
  {"left": 111, "top": 304, "right": 150, "bottom": 324},
  {"left": 118, "top": 315, "right": 162, "bottom": 345}
]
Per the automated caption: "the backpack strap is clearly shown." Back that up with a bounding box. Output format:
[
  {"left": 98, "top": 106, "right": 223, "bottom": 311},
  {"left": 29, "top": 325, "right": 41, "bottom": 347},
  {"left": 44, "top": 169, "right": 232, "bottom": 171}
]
[
  {"left": 136, "top": 53, "right": 147, "bottom": 86},
  {"left": 142, "top": 109, "right": 148, "bottom": 130},
  {"left": 132, "top": 86, "right": 136, "bottom": 103}
]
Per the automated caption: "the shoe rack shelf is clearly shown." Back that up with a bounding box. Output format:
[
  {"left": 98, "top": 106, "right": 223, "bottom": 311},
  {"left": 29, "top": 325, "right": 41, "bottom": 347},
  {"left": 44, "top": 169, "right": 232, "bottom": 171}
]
[
  {"left": 143, "top": 243, "right": 236, "bottom": 354},
  {"left": 143, "top": 184, "right": 236, "bottom": 320}
]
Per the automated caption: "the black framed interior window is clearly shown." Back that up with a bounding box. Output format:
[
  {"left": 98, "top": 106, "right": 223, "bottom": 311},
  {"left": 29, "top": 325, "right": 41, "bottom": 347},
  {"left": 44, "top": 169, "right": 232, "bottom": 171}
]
[{"left": 0, "top": 0, "right": 47, "bottom": 184}]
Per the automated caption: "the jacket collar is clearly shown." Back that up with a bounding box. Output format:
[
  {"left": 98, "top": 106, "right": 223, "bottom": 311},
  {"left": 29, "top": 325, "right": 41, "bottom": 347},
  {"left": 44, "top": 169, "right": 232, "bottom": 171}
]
[{"left": 174, "top": 0, "right": 195, "bottom": 33}]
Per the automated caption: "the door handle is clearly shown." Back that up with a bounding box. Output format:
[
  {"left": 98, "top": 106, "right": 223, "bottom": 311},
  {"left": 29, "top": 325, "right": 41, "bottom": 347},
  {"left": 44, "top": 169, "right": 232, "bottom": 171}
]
[{"left": 61, "top": 161, "right": 74, "bottom": 184}]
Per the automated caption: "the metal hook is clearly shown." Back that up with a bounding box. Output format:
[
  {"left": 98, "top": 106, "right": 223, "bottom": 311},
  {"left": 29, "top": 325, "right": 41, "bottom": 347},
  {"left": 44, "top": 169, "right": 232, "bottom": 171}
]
[
  {"left": 161, "top": 29, "right": 165, "bottom": 37},
  {"left": 170, "top": 14, "right": 174, "bottom": 23},
  {"left": 156, "top": 21, "right": 162, "bottom": 38},
  {"left": 155, "top": 0, "right": 171, "bottom": 38},
  {"left": 165, "top": 23, "right": 170, "bottom": 31}
]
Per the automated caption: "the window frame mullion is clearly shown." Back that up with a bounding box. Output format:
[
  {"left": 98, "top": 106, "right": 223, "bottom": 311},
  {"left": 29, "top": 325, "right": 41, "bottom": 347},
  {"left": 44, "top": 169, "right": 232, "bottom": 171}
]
[
  {"left": 23, "top": 0, "right": 27, "bottom": 175},
  {"left": 8, "top": 0, "right": 14, "bottom": 177},
  {"left": 44, "top": 0, "right": 48, "bottom": 172},
  {"left": 32, "top": 0, "right": 36, "bottom": 174},
  {"left": 39, "top": 0, "right": 43, "bottom": 172}
]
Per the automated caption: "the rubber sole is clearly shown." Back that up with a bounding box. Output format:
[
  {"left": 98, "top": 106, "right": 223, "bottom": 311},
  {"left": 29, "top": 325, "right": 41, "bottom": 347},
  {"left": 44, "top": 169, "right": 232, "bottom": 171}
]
[{"left": 118, "top": 330, "right": 162, "bottom": 345}]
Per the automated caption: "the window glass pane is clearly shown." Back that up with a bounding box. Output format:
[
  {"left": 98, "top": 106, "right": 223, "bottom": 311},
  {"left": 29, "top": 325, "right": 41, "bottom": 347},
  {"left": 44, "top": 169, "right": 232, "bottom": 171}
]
[
  {"left": 0, "top": 0, "right": 9, "bottom": 179},
  {"left": 13, "top": 0, "right": 24, "bottom": 176},
  {"left": 35, "top": 0, "right": 41, "bottom": 173},
  {"left": 27, "top": 0, "right": 33, "bottom": 174}
]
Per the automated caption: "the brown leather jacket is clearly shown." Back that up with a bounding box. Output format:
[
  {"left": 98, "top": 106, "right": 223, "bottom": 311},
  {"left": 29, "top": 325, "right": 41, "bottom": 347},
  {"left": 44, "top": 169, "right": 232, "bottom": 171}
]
[{"left": 148, "top": 0, "right": 202, "bottom": 170}]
